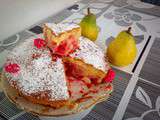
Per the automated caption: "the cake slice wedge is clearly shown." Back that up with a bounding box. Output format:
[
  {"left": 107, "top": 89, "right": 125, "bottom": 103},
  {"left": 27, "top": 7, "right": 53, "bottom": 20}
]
[
  {"left": 43, "top": 23, "right": 81, "bottom": 56},
  {"left": 63, "top": 57, "right": 106, "bottom": 85}
]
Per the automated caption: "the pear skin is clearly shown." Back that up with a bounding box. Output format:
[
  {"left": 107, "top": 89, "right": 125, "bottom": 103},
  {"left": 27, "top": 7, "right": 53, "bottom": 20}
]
[
  {"left": 107, "top": 27, "right": 137, "bottom": 67},
  {"left": 80, "top": 8, "right": 99, "bottom": 41}
]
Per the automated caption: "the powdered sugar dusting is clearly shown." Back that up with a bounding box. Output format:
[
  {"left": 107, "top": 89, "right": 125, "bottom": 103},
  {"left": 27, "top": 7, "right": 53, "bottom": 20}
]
[
  {"left": 71, "top": 37, "right": 107, "bottom": 72},
  {"left": 5, "top": 37, "right": 69, "bottom": 100},
  {"left": 4, "top": 35, "right": 108, "bottom": 101},
  {"left": 45, "top": 23, "right": 79, "bottom": 36}
]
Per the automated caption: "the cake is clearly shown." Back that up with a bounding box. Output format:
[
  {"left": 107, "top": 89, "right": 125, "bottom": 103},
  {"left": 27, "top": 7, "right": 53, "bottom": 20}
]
[
  {"left": 2, "top": 23, "right": 115, "bottom": 116},
  {"left": 43, "top": 23, "right": 81, "bottom": 56}
]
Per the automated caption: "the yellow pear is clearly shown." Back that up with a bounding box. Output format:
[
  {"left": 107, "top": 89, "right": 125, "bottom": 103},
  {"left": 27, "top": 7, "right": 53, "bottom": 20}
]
[
  {"left": 107, "top": 27, "right": 137, "bottom": 67},
  {"left": 79, "top": 8, "right": 99, "bottom": 41}
]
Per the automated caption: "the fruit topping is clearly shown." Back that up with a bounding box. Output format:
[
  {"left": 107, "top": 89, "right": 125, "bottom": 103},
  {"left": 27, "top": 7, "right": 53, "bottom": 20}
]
[
  {"left": 90, "top": 77, "right": 101, "bottom": 85},
  {"left": 4, "top": 63, "right": 20, "bottom": 74},
  {"left": 103, "top": 69, "right": 115, "bottom": 83},
  {"left": 53, "top": 35, "right": 79, "bottom": 56},
  {"left": 34, "top": 38, "right": 46, "bottom": 49}
]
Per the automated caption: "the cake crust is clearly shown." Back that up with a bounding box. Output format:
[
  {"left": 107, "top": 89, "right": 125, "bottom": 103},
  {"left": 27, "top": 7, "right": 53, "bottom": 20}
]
[{"left": 2, "top": 73, "right": 112, "bottom": 116}]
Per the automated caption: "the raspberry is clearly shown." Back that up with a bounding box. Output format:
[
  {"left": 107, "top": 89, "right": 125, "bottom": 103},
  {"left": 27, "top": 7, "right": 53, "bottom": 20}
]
[
  {"left": 34, "top": 38, "right": 46, "bottom": 49},
  {"left": 104, "top": 69, "right": 115, "bottom": 83},
  {"left": 5, "top": 63, "right": 20, "bottom": 73},
  {"left": 53, "top": 35, "right": 79, "bottom": 56}
]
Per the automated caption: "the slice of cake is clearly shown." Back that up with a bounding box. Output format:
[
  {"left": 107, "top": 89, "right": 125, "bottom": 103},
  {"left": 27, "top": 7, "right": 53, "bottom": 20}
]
[
  {"left": 63, "top": 57, "right": 106, "bottom": 85},
  {"left": 43, "top": 23, "right": 81, "bottom": 56},
  {"left": 63, "top": 37, "right": 110, "bottom": 87}
]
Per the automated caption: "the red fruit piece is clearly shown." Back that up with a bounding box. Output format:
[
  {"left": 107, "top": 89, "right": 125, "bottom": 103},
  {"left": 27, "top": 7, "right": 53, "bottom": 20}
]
[
  {"left": 81, "top": 77, "right": 91, "bottom": 85},
  {"left": 104, "top": 69, "right": 115, "bottom": 83},
  {"left": 105, "top": 84, "right": 112, "bottom": 90},
  {"left": 82, "top": 92, "right": 90, "bottom": 97},
  {"left": 53, "top": 35, "right": 79, "bottom": 56},
  {"left": 5, "top": 63, "right": 20, "bottom": 74},
  {"left": 32, "top": 54, "right": 41, "bottom": 59},
  {"left": 79, "top": 90, "right": 84, "bottom": 94},
  {"left": 87, "top": 84, "right": 93, "bottom": 88},
  {"left": 90, "top": 77, "right": 99, "bottom": 85},
  {"left": 89, "top": 89, "right": 98, "bottom": 93},
  {"left": 82, "top": 89, "right": 98, "bottom": 97},
  {"left": 76, "top": 96, "right": 92, "bottom": 103},
  {"left": 34, "top": 38, "right": 46, "bottom": 49},
  {"left": 68, "top": 90, "right": 72, "bottom": 97},
  {"left": 51, "top": 54, "right": 59, "bottom": 61}
]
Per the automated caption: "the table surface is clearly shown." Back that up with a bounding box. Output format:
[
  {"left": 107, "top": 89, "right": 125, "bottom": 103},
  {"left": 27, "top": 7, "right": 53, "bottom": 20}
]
[{"left": 0, "top": 0, "right": 160, "bottom": 120}]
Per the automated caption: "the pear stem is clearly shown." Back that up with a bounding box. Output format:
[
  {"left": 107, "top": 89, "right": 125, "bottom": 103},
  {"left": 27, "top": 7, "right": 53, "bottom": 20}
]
[
  {"left": 87, "top": 8, "right": 91, "bottom": 15},
  {"left": 127, "top": 27, "right": 132, "bottom": 34}
]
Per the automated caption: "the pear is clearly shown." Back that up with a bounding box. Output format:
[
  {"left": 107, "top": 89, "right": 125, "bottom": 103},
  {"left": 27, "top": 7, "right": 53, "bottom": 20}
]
[
  {"left": 80, "top": 8, "right": 99, "bottom": 41},
  {"left": 107, "top": 27, "right": 137, "bottom": 67}
]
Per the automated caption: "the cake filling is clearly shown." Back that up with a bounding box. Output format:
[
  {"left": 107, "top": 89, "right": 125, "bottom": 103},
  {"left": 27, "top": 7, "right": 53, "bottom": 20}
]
[
  {"left": 43, "top": 23, "right": 81, "bottom": 56},
  {"left": 53, "top": 35, "right": 79, "bottom": 56}
]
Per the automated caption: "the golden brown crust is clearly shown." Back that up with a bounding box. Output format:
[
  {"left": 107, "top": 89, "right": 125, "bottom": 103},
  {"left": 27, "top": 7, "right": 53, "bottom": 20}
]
[
  {"left": 4, "top": 76, "right": 70, "bottom": 109},
  {"left": 2, "top": 53, "right": 109, "bottom": 110},
  {"left": 2, "top": 73, "right": 112, "bottom": 116},
  {"left": 20, "top": 92, "right": 69, "bottom": 109}
]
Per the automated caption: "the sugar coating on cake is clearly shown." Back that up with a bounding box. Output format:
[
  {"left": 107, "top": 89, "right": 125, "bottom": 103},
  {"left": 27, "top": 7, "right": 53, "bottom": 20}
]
[
  {"left": 4, "top": 35, "right": 109, "bottom": 102},
  {"left": 71, "top": 37, "right": 108, "bottom": 72},
  {"left": 5, "top": 37, "right": 69, "bottom": 100},
  {"left": 45, "top": 23, "right": 80, "bottom": 36}
]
